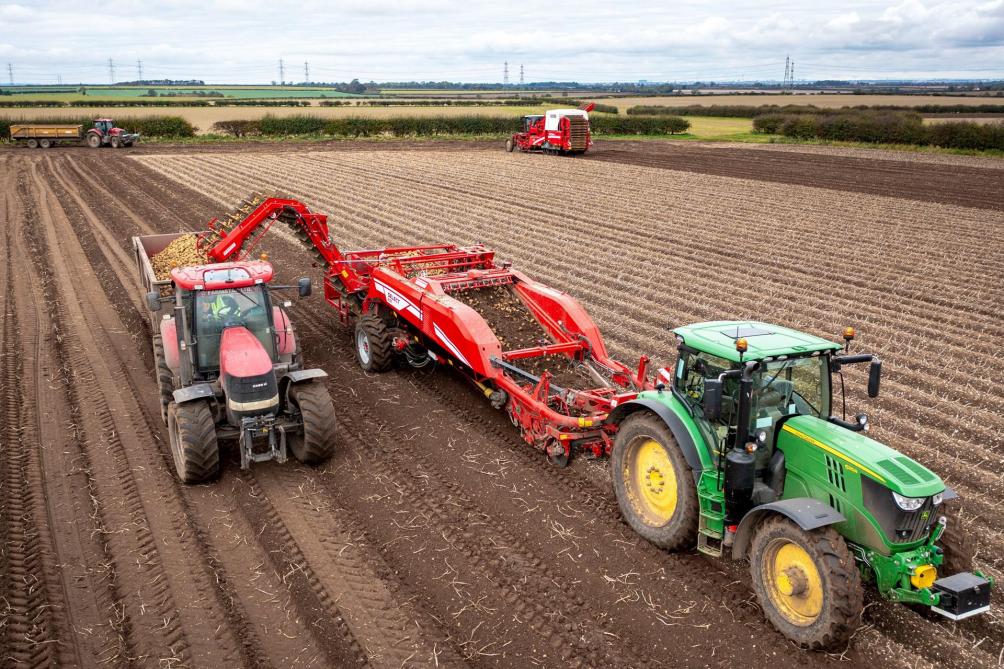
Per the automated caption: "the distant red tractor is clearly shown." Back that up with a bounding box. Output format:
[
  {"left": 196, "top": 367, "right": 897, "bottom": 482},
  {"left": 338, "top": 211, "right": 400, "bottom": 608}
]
[
  {"left": 9, "top": 118, "right": 140, "bottom": 148},
  {"left": 506, "top": 103, "right": 594, "bottom": 155}
]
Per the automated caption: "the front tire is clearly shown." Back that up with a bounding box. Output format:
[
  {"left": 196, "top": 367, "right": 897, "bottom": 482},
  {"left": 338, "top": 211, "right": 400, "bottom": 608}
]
[
  {"left": 167, "top": 400, "right": 220, "bottom": 483},
  {"left": 287, "top": 382, "right": 336, "bottom": 465},
  {"left": 354, "top": 314, "right": 393, "bottom": 372},
  {"left": 111, "top": 136, "right": 121, "bottom": 149},
  {"left": 611, "top": 412, "right": 698, "bottom": 550},
  {"left": 505, "top": 138, "right": 514, "bottom": 152},
  {"left": 749, "top": 517, "right": 862, "bottom": 650}
]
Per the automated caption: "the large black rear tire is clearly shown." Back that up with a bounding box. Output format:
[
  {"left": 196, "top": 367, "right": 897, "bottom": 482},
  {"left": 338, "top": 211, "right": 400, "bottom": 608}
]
[
  {"left": 152, "top": 335, "right": 174, "bottom": 424},
  {"left": 86, "top": 134, "right": 101, "bottom": 148},
  {"left": 354, "top": 314, "right": 394, "bottom": 372},
  {"left": 611, "top": 412, "right": 699, "bottom": 551},
  {"left": 749, "top": 517, "right": 862, "bottom": 650},
  {"left": 287, "top": 382, "right": 336, "bottom": 465},
  {"left": 167, "top": 400, "right": 220, "bottom": 483}
]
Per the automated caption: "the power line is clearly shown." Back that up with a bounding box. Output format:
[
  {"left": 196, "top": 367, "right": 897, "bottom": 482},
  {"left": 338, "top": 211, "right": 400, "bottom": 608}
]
[
  {"left": 519, "top": 64, "right": 524, "bottom": 86},
  {"left": 278, "top": 58, "right": 285, "bottom": 85},
  {"left": 503, "top": 60, "right": 508, "bottom": 86},
  {"left": 137, "top": 59, "right": 143, "bottom": 81},
  {"left": 108, "top": 58, "right": 115, "bottom": 84},
  {"left": 6, "top": 63, "right": 12, "bottom": 86},
  {"left": 304, "top": 61, "right": 309, "bottom": 84}
]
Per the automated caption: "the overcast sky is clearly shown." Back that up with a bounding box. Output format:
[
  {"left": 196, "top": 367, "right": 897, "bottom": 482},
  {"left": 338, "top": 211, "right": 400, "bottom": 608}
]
[{"left": 2, "top": 0, "right": 1003, "bottom": 84}]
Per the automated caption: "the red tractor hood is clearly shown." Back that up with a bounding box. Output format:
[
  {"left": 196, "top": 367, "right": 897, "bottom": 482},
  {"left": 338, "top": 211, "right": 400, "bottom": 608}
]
[{"left": 220, "top": 327, "right": 273, "bottom": 378}]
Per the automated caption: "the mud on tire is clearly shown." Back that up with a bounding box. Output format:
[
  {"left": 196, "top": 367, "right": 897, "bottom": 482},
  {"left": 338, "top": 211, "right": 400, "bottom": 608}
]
[
  {"left": 749, "top": 516, "right": 863, "bottom": 650},
  {"left": 167, "top": 400, "right": 220, "bottom": 484},
  {"left": 287, "top": 381, "right": 336, "bottom": 465},
  {"left": 153, "top": 335, "right": 174, "bottom": 424},
  {"left": 611, "top": 412, "right": 699, "bottom": 551},
  {"left": 355, "top": 314, "right": 394, "bottom": 372}
]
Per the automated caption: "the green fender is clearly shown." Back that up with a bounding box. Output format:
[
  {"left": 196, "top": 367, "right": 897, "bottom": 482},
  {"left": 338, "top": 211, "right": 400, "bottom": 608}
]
[
  {"left": 609, "top": 397, "right": 706, "bottom": 482},
  {"left": 731, "top": 498, "right": 845, "bottom": 559}
]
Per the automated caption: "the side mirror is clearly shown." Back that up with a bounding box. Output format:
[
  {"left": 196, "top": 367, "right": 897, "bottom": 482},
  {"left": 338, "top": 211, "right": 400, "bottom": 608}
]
[
  {"left": 703, "top": 379, "right": 722, "bottom": 420},
  {"left": 298, "top": 277, "right": 312, "bottom": 297},
  {"left": 867, "top": 359, "right": 882, "bottom": 398},
  {"left": 146, "top": 290, "right": 162, "bottom": 312}
]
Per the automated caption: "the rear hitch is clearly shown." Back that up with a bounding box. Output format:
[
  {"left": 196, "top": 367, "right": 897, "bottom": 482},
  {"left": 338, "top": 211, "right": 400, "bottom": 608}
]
[{"left": 239, "top": 415, "right": 288, "bottom": 470}]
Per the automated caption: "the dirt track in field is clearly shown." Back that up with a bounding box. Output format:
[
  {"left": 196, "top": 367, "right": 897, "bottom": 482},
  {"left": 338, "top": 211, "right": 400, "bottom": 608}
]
[{"left": 0, "top": 140, "right": 1002, "bottom": 668}]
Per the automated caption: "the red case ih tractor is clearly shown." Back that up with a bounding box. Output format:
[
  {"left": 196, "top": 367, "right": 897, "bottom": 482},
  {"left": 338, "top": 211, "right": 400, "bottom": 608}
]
[
  {"left": 506, "top": 103, "right": 594, "bottom": 155},
  {"left": 134, "top": 226, "right": 336, "bottom": 483},
  {"left": 87, "top": 118, "right": 140, "bottom": 148}
]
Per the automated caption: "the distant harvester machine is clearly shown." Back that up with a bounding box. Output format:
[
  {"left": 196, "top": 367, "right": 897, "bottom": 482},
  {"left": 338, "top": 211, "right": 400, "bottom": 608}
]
[{"left": 506, "top": 103, "right": 595, "bottom": 155}]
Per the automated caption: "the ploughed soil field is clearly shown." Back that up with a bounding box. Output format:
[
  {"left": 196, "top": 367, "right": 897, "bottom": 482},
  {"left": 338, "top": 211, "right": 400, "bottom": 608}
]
[{"left": 0, "top": 139, "right": 1001, "bottom": 668}]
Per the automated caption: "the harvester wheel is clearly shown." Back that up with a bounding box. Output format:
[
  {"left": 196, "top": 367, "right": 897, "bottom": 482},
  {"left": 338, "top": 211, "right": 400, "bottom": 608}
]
[
  {"left": 749, "top": 517, "right": 862, "bottom": 650},
  {"left": 354, "top": 314, "right": 393, "bottom": 372},
  {"left": 611, "top": 412, "right": 699, "bottom": 551},
  {"left": 27, "top": 139, "right": 38, "bottom": 149},
  {"left": 167, "top": 400, "right": 220, "bottom": 484},
  {"left": 505, "top": 138, "right": 514, "bottom": 152},
  {"left": 939, "top": 502, "right": 976, "bottom": 575},
  {"left": 87, "top": 134, "right": 101, "bottom": 148},
  {"left": 287, "top": 382, "right": 336, "bottom": 465},
  {"left": 152, "top": 336, "right": 174, "bottom": 424}
]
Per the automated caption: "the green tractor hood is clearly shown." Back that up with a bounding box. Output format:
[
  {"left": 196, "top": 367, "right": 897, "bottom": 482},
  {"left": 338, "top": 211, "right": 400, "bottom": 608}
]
[{"left": 779, "top": 415, "right": 944, "bottom": 498}]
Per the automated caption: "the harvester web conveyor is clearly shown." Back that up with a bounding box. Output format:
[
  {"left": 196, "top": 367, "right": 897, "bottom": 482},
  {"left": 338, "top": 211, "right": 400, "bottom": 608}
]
[{"left": 198, "top": 195, "right": 653, "bottom": 465}]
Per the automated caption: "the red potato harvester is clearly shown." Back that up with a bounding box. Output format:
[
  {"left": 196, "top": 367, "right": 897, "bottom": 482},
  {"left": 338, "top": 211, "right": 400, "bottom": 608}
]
[{"left": 200, "top": 195, "right": 654, "bottom": 465}]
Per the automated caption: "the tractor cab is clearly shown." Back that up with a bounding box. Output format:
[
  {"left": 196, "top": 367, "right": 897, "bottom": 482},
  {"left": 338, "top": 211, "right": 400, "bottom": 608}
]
[
  {"left": 93, "top": 118, "right": 114, "bottom": 134},
  {"left": 168, "top": 261, "right": 301, "bottom": 381},
  {"left": 673, "top": 321, "right": 841, "bottom": 470},
  {"left": 521, "top": 115, "right": 544, "bottom": 133}
]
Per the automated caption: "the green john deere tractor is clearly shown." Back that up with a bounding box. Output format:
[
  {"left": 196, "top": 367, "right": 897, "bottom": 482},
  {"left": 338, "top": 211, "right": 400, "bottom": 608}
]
[{"left": 608, "top": 321, "right": 992, "bottom": 648}]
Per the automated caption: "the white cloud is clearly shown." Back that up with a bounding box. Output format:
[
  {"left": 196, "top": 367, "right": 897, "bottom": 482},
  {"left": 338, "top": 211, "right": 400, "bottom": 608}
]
[{"left": 1, "top": 0, "right": 1002, "bottom": 83}]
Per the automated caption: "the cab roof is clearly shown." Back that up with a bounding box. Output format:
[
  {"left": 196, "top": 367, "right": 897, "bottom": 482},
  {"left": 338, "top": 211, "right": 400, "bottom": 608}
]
[
  {"left": 673, "top": 321, "right": 841, "bottom": 363},
  {"left": 171, "top": 260, "right": 273, "bottom": 291}
]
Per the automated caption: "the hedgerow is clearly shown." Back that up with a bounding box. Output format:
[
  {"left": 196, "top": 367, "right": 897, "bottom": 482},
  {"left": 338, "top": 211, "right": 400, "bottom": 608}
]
[{"left": 1, "top": 115, "right": 196, "bottom": 138}]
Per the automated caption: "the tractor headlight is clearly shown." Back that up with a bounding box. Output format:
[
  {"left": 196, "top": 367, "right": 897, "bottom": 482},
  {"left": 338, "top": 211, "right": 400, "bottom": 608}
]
[
  {"left": 932, "top": 491, "right": 944, "bottom": 506},
  {"left": 892, "top": 491, "right": 925, "bottom": 511}
]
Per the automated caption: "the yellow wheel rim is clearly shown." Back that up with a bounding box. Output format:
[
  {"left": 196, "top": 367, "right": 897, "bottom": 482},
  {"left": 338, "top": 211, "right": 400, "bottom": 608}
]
[
  {"left": 763, "top": 539, "right": 824, "bottom": 626},
  {"left": 626, "top": 438, "right": 678, "bottom": 526}
]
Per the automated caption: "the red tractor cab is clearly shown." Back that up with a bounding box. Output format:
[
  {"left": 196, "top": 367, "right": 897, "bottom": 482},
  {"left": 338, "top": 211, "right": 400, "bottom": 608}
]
[
  {"left": 88, "top": 118, "right": 140, "bottom": 149},
  {"left": 506, "top": 104, "right": 594, "bottom": 155}
]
